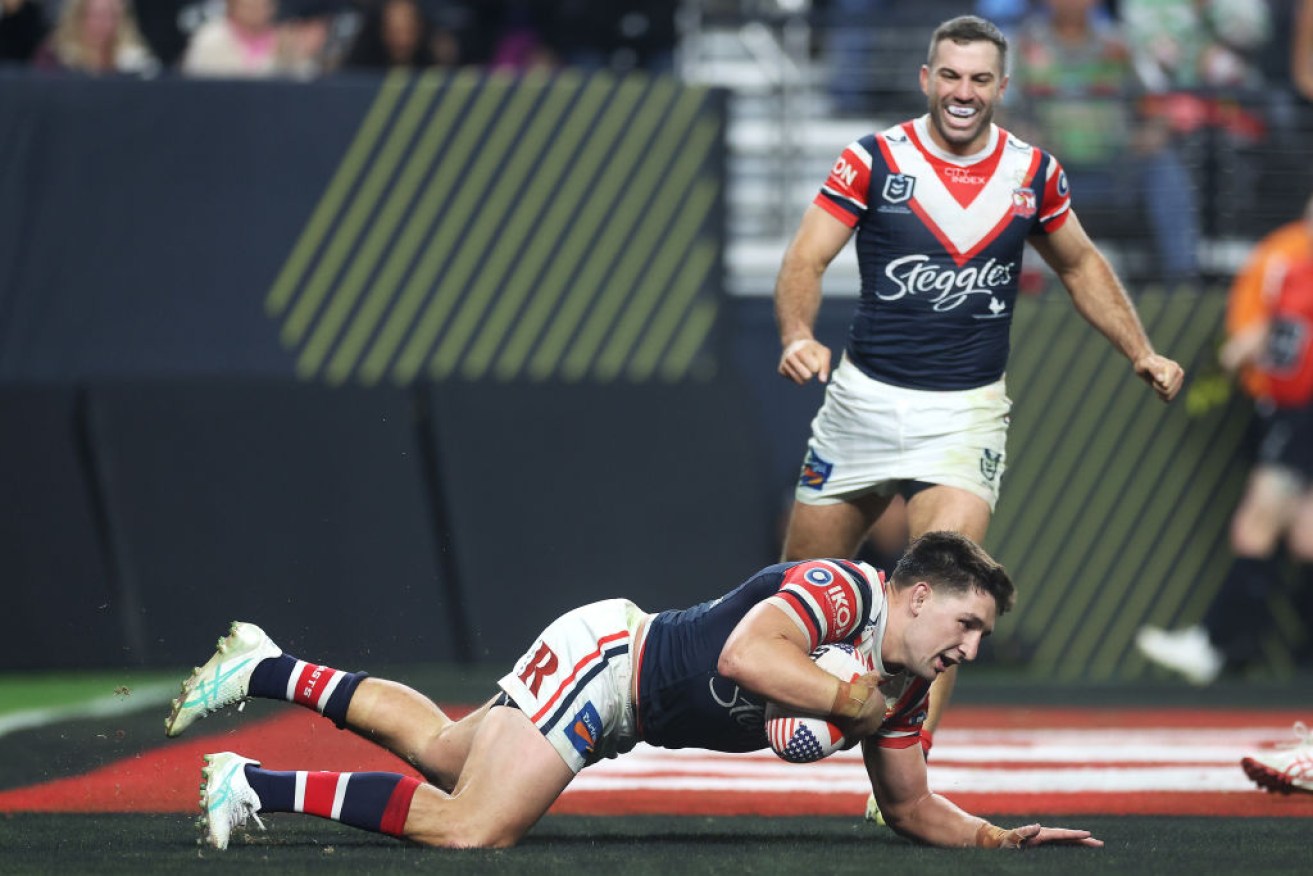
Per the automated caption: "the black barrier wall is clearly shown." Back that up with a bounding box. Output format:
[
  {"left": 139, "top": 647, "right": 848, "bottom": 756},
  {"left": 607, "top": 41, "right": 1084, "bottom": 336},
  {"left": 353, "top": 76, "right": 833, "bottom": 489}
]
[{"left": 0, "top": 70, "right": 752, "bottom": 669}]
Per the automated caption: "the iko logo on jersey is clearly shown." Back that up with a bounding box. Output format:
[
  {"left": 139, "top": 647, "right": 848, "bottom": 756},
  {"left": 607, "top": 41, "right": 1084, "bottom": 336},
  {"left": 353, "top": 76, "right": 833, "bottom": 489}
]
[
  {"left": 826, "top": 582, "right": 854, "bottom": 631},
  {"left": 881, "top": 254, "right": 1016, "bottom": 311},
  {"left": 799, "top": 449, "right": 833, "bottom": 490},
  {"left": 830, "top": 155, "right": 860, "bottom": 188},
  {"left": 565, "top": 701, "right": 603, "bottom": 757}
]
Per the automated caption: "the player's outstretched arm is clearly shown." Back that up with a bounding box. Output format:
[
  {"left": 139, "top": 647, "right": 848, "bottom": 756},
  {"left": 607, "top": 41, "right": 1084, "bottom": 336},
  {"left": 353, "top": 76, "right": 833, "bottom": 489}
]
[
  {"left": 864, "top": 742, "right": 1103, "bottom": 848},
  {"left": 1028, "top": 211, "right": 1183, "bottom": 402}
]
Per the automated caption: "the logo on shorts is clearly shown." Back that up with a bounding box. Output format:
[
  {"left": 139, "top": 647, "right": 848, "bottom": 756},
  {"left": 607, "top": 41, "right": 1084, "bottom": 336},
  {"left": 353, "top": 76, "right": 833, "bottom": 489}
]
[
  {"left": 799, "top": 449, "right": 833, "bottom": 490},
  {"left": 566, "top": 701, "right": 603, "bottom": 757},
  {"left": 980, "top": 448, "right": 1002, "bottom": 482}
]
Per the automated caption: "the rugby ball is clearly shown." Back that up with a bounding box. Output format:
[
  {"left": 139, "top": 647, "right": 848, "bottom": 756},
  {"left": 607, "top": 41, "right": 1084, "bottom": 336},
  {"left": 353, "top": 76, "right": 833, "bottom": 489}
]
[{"left": 765, "top": 644, "right": 869, "bottom": 763}]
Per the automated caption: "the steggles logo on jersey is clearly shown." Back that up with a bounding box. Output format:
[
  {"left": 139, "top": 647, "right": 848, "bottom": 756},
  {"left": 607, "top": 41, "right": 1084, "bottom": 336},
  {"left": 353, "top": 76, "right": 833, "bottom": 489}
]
[
  {"left": 882, "top": 173, "right": 915, "bottom": 204},
  {"left": 708, "top": 677, "right": 764, "bottom": 730},
  {"left": 881, "top": 254, "right": 1015, "bottom": 311}
]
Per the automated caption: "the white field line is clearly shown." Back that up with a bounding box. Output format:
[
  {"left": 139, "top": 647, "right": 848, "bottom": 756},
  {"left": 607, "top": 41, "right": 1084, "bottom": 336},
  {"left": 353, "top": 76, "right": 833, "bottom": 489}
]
[
  {"left": 0, "top": 682, "right": 177, "bottom": 740},
  {"left": 566, "top": 727, "right": 1296, "bottom": 795},
  {"left": 568, "top": 765, "right": 1258, "bottom": 794}
]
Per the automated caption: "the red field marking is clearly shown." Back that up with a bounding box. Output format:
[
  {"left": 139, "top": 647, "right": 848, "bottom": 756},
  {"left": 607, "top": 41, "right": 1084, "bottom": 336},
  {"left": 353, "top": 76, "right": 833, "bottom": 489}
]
[{"left": 2, "top": 705, "right": 1310, "bottom": 816}]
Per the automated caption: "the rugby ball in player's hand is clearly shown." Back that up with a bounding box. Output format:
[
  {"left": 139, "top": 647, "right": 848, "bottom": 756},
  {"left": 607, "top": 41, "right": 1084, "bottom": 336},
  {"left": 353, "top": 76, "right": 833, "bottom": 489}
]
[{"left": 765, "top": 644, "right": 869, "bottom": 764}]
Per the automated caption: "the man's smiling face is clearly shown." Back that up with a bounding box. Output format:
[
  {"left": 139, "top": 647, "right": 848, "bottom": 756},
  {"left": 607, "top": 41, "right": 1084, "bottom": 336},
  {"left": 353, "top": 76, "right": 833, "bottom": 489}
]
[{"left": 920, "top": 38, "right": 1008, "bottom": 155}]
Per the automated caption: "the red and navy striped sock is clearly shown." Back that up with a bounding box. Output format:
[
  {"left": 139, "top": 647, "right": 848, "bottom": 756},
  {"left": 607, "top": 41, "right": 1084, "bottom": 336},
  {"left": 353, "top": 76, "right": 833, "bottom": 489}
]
[
  {"left": 243, "top": 766, "right": 421, "bottom": 837},
  {"left": 248, "top": 654, "right": 367, "bottom": 728}
]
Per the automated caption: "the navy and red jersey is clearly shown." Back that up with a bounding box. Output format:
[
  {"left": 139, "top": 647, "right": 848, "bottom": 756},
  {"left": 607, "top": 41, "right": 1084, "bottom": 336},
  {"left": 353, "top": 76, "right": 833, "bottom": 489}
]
[
  {"left": 633, "top": 559, "right": 929, "bottom": 753},
  {"left": 815, "top": 116, "right": 1071, "bottom": 390}
]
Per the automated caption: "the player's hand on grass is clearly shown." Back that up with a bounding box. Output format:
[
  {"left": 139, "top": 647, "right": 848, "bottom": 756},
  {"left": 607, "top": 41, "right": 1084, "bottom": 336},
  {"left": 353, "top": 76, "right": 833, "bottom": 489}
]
[
  {"left": 991, "top": 823, "right": 1104, "bottom": 849},
  {"left": 779, "top": 338, "right": 832, "bottom": 385},
  {"left": 1133, "top": 354, "right": 1184, "bottom": 402}
]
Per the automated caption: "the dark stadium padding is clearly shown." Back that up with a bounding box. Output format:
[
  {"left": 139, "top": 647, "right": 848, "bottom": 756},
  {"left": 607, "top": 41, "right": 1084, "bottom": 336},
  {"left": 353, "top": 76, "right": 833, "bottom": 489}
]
[
  {"left": 424, "top": 377, "right": 778, "bottom": 664},
  {"left": 0, "top": 386, "right": 126, "bottom": 669},
  {"left": 81, "top": 381, "right": 454, "bottom": 667}
]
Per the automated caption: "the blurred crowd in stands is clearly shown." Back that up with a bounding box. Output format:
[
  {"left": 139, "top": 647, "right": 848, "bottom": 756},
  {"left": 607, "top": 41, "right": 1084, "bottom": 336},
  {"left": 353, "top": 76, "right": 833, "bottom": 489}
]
[
  {"left": 0, "top": 0, "right": 677, "bottom": 77},
  {"left": 2, "top": 0, "right": 1310, "bottom": 278},
  {"left": 816, "top": 0, "right": 1313, "bottom": 282}
]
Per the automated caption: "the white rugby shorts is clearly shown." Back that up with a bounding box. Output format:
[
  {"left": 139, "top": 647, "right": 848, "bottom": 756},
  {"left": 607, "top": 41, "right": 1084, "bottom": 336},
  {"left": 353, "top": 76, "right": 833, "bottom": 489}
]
[
  {"left": 498, "top": 598, "right": 649, "bottom": 774},
  {"left": 795, "top": 356, "right": 1011, "bottom": 510}
]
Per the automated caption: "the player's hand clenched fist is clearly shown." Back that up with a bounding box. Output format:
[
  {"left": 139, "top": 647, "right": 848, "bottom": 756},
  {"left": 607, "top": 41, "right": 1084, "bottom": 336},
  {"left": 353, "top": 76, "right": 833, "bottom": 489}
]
[
  {"left": 779, "top": 338, "right": 832, "bottom": 385},
  {"left": 1134, "top": 353, "right": 1184, "bottom": 402}
]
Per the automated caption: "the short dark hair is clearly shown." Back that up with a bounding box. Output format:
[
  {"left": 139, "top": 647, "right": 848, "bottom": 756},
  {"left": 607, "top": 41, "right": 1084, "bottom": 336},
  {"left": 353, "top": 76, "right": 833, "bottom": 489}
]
[
  {"left": 927, "top": 15, "right": 1008, "bottom": 74},
  {"left": 890, "top": 530, "right": 1015, "bottom": 614}
]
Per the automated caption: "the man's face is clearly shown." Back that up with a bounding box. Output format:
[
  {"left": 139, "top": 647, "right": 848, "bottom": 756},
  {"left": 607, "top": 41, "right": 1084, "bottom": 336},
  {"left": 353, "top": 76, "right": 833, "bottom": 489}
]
[
  {"left": 82, "top": 0, "right": 123, "bottom": 46},
  {"left": 383, "top": 0, "right": 422, "bottom": 59},
  {"left": 899, "top": 584, "right": 997, "bottom": 681},
  {"left": 919, "top": 38, "right": 1007, "bottom": 155},
  {"left": 229, "top": 0, "right": 275, "bottom": 32}
]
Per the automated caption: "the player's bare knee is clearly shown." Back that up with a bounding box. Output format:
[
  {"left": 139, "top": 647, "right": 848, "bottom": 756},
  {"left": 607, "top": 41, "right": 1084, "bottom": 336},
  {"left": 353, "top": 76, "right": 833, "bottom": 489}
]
[
  {"left": 413, "top": 724, "right": 465, "bottom": 790},
  {"left": 407, "top": 812, "right": 524, "bottom": 849}
]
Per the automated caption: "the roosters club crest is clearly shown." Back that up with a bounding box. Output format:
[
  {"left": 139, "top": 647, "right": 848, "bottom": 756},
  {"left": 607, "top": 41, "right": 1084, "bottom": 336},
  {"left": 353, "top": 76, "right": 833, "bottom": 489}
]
[{"left": 1010, "top": 187, "right": 1037, "bottom": 218}]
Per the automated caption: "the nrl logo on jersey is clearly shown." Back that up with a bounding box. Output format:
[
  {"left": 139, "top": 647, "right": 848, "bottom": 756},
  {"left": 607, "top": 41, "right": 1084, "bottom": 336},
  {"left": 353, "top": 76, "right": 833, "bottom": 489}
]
[{"left": 882, "top": 173, "right": 915, "bottom": 204}]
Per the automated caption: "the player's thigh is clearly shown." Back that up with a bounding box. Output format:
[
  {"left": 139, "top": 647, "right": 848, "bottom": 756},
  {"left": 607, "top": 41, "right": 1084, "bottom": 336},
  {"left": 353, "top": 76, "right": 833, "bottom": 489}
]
[
  {"left": 412, "top": 704, "right": 575, "bottom": 848},
  {"left": 1230, "top": 467, "right": 1299, "bottom": 555},
  {"left": 905, "top": 485, "right": 991, "bottom": 543},
  {"left": 783, "top": 493, "right": 889, "bottom": 561}
]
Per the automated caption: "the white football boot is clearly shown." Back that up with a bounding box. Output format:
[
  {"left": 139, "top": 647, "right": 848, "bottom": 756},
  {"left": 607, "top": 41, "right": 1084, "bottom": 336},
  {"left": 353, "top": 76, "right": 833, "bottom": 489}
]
[
  {"left": 166, "top": 622, "right": 282, "bottom": 737},
  {"left": 1242, "top": 722, "right": 1313, "bottom": 794},
  {"left": 200, "top": 752, "right": 266, "bottom": 849},
  {"left": 1133, "top": 624, "right": 1224, "bottom": 686}
]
